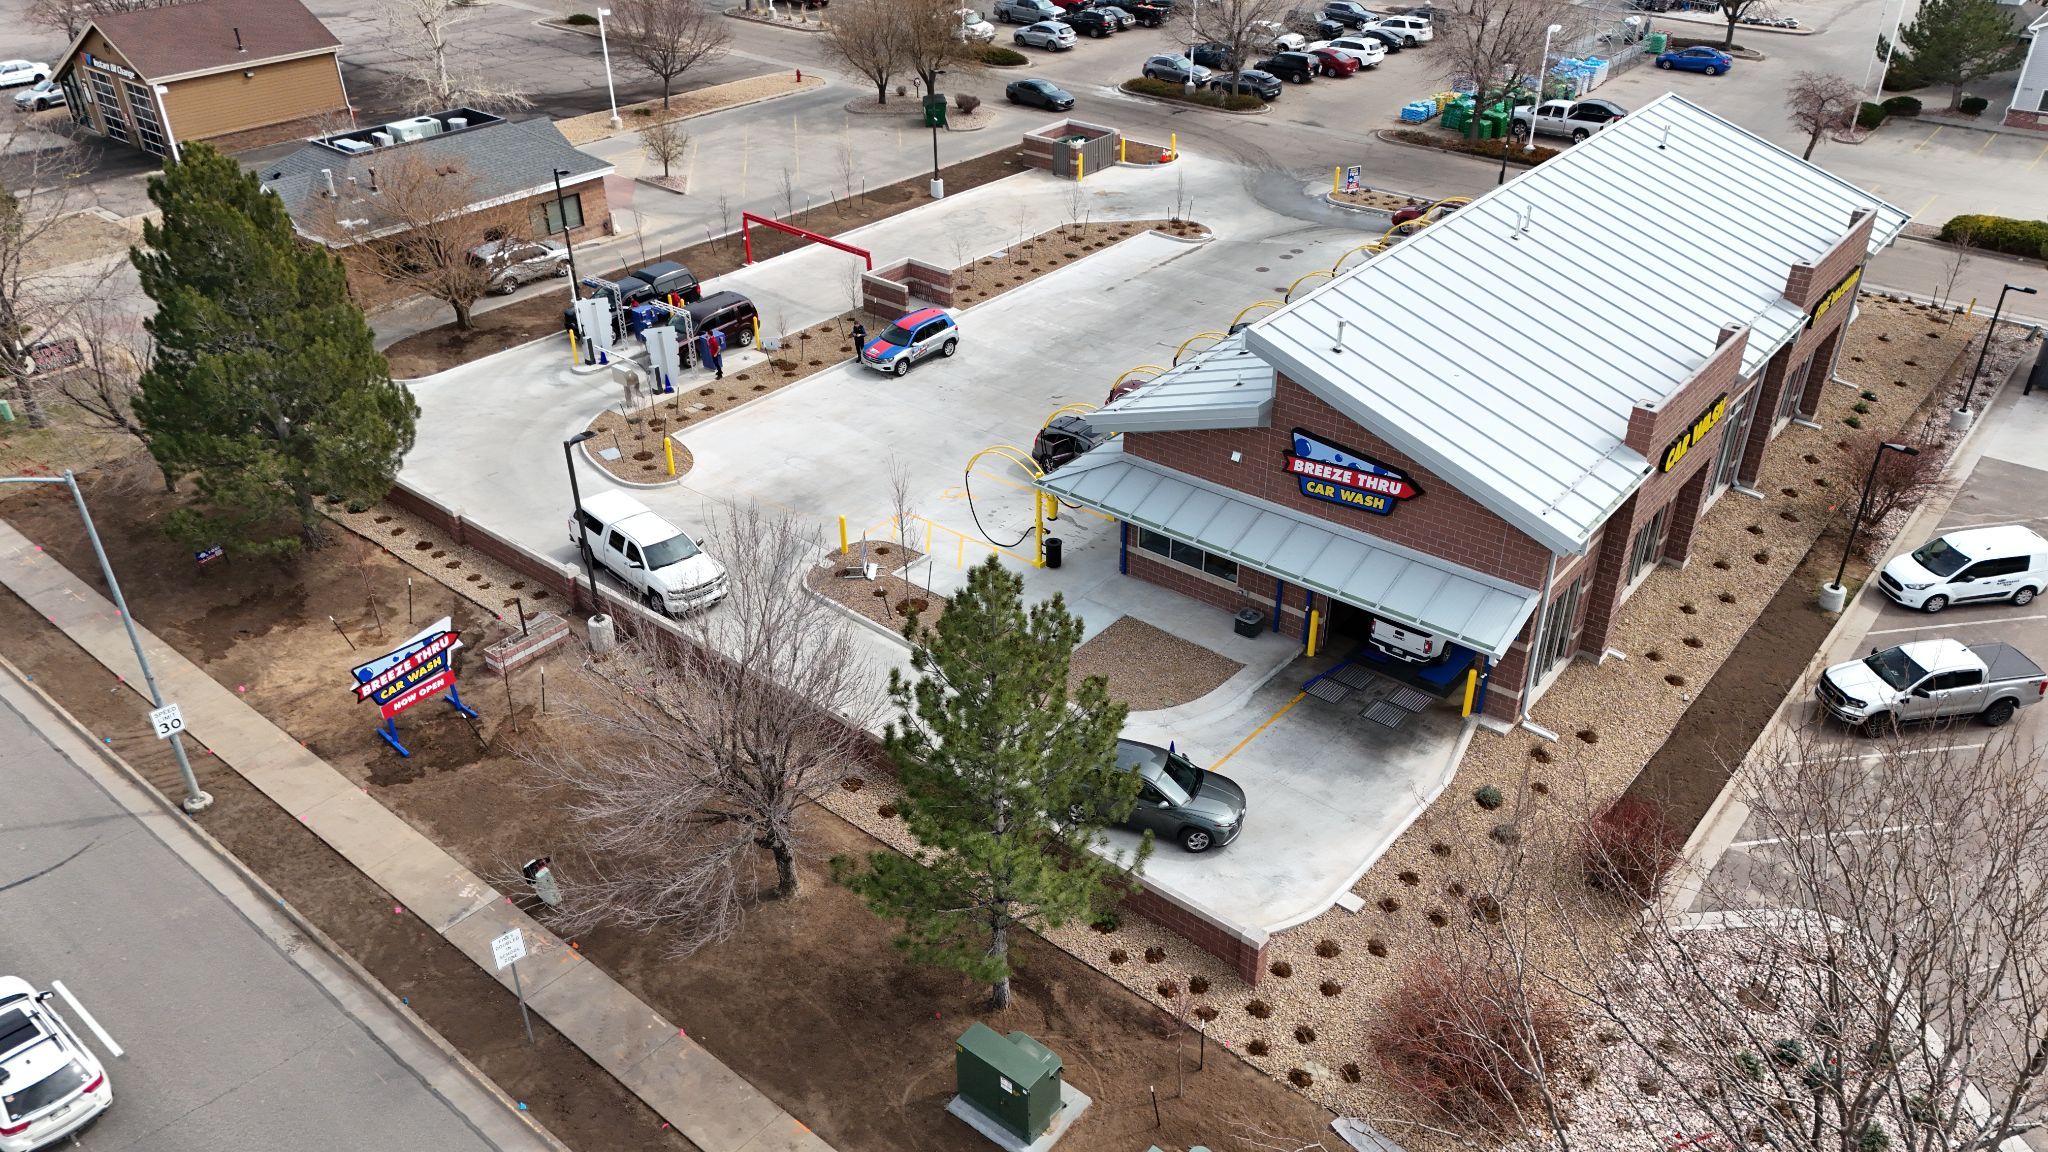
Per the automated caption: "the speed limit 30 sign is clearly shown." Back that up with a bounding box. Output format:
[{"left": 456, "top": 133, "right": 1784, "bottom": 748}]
[{"left": 149, "top": 703, "right": 185, "bottom": 739}]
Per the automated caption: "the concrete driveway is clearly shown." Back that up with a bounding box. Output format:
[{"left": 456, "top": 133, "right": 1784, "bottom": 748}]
[{"left": 399, "top": 150, "right": 1468, "bottom": 941}]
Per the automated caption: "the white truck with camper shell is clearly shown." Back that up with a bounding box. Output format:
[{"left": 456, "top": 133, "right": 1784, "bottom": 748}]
[
  {"left": 569, "top": 490, "right": 728, "bottom": 616},
  {"left": 1815, "top": 638, "right": 2046, "bottom": 737}
]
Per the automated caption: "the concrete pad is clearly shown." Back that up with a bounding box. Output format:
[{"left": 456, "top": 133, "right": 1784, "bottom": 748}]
[
  {"left": 232, "top": 745, "right": 359, "bottom": 817},
  {"left": 1103, "top": 654, "right": 1472, "bottom": 935},
  {"left": 735, "top": 1117, "right": 838, "bottom": 1152},
  {"left": 443, "top": 901, "right": 585, "bottom": 998},
  {"left": 523, "top": 961, "right": 679, "bottom": 1075},
  {"left": 945, "top": 1083, "right": 1092, "bottom": 1152},
  {"left": 356, "top": 840, "right": 499, "bottom": 932},
  {"left": 618, "top": 1036, "right": 792, "bottom": 1152},
  {"left": 300, "top": 784, "right": 438, "bottom": 875}
]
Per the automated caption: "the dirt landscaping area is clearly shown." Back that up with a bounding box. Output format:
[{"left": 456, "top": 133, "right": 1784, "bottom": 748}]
[
  {"left": 555, "top": 74, "right": 825, "bottom": 147},
  {"left": 380, "top": 148, "right": 1037, "bottom": 379},
  {"left": 1071, "top": 616, "right": 1243, "bottom": 713},
  {"left": 0, "top": 466, "right": 1336, "bottom": 1152}
]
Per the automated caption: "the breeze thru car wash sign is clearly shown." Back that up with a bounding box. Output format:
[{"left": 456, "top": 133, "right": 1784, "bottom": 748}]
[{"left": 1283, "top": 429, "right": 1422, "bottom": 516}]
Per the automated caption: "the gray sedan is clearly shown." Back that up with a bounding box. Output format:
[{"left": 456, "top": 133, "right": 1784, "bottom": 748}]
[{"left": 1079, "top": 739, "right": 1248, "bottom": 852}]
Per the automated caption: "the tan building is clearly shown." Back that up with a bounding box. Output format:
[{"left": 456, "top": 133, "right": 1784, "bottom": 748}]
[{"left": 53, "top": 0, "right": 347, "bottom": 159}]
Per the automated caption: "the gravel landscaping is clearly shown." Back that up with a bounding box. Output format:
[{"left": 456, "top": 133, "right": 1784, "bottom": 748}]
[
  {"left": 1070, "top": 615, "right": 1243, "bottom": 712},
  {"left": 804, "top": 543, "right": 940, "bottom": 632}
]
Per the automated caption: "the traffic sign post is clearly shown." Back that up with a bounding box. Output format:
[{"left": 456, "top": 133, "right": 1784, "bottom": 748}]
[
  {"left": 149, "top": 702, "right": 185, "bottom": 739},
  {"left": 491, "top": 928, "right": 535, "bottom": 1045}
]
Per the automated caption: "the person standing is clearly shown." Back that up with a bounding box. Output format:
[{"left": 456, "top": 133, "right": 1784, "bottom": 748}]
[
  {"left": 706, "top": 328, "right": 725, "bottom": 380},
  {"left": 850, "top": 320, "right": 868, "bottom": 361}
]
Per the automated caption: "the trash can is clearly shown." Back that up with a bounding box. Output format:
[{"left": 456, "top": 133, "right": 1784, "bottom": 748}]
[
  {"left": 1044, "top": 536, "right": 1063, "bottom": 568},
  {"left": 1644, "top": 31, "right": 1668, "bottom": 52},
  {"left": 1235, "top": 607, "right": 1265, "bottom": 638},
  {"left": 522, "top": 857, "right": 562, "bottom": 907}
]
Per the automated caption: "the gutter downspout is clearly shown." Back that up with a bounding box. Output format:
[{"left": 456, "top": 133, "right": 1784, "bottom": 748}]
[
  {"left": 152, "top": 83, "right": 181, "bottom": 163},
  {"left": 333, "top": 53, "right": 357, "bottom": 128},
  {"left": 1518, "top": 551, "right": 1559, "bottom": 738}
]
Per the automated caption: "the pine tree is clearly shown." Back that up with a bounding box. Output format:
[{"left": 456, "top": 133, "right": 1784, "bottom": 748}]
[
  {"left": 840, "top": 556, "right": 1148, "bottom": 1008},
  {"left": 132, "top": 143, "right": 416, "bottom": 554},
  {"left": 1879, "top": 0, "right": 2024, "bottom": 110}
]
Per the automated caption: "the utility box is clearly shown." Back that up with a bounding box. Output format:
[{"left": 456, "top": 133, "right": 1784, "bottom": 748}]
[
  {"left": 924, "top": 93, "right": 949, "bottom": 129},
  {"left": 948, "top": 1023, "right": 1089, "bottom": 1150}
]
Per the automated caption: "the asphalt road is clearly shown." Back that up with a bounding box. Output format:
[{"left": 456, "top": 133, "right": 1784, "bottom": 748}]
[{"left": 0, "top": 694, "right": 518, "bottom": 1152}]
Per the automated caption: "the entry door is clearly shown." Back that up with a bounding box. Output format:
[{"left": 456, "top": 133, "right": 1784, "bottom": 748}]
[{"left": 1713, "top": 391, "right": 1754, "bottom": 492}]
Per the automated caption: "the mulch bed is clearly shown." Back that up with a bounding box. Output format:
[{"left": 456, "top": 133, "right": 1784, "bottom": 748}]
[
  {"left": 1071, "top": 616, "right": 1243, "bottom": 712},
  {"left": 381, "top": 148, "right": 1035, "bottom": 379},
  {"left": 584, "top": 406, "right": 695, "bottom": 484},
  {"left": 805, "top": 543, "right": 941, "bottom": 631}
]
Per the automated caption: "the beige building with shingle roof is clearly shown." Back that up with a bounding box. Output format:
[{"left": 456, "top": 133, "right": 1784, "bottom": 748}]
[{"left": 53, "top": 0, "right": 349, "bottom": 159}]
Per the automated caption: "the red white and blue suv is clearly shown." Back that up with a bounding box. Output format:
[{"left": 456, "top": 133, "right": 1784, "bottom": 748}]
[{"left": 860, "top": 308, "right": 960, "bottom": 376}]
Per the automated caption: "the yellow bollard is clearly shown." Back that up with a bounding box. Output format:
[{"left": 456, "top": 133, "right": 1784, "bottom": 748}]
[
  {"left": 838, "top": 515, "right": 849, "bottom": 556},
  {"left": 1076, "top": 152, "right": 1084, "bottom": 182},
  {"left": 1170, "top": 132, "right": 1177, "bottom": 159},
  {"left": 1033, "top": 493, "right": 1047, "bottom": 567},
  {"left": 1306, "top": 609, "right": 1321, "bottom": 657},
  {"left": 1967, "top": 297, "right": 1977, "bottom": 316},
  {"left": 1332, "top": 165, "right": 1341, "bottom": 195},
  {"left": 1461, "top": 666, "right": 1478, "bottom": 717},
  {"left": 1119, "top": 137, "right": 1127, "bottom": 164},
  {"left": 664, "top": 437, "right": 676, "bottom": 476},
  {"left": 568, "top": 329, "right": 579, "bottom": 364},
  {"left": 753, "top": 314, "right": 763, "bottom": 347},
  {"left": 1047, "top": 494, "right": 1058, "bottom": 523}
]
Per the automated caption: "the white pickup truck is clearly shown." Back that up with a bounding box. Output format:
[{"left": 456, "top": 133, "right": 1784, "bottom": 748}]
[
  {"left": 1815, "top": 638, "right": 2046, "bottom": 737},
  {"left": 569, "top": 490, "right": 727, "bottom": 616}
]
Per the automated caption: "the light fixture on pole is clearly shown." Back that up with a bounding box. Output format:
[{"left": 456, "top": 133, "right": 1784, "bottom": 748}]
[
  {"left": 596, "top": 7, "right": 621, "bottom": 129},
  {"left": 1820, "top": 441, "right": 1918, "bottom": 611},
  {"left": 552, "top": 167, "right": 581, "bottom": 299},
  {"left": 1527, "top": 24, "right": 1562, "bottom": 154},
  {"left": 928, "top": 68, "right": 947, "bottom": 199},
  {"left": 563, "top": 431, "right": 601, "bottom": 615},
  {"left": 0, "top": 470, "right": 210, "bottom": 812},
  {"left": 1953, "top": 283, "right": 2036, "bottom": 430}
]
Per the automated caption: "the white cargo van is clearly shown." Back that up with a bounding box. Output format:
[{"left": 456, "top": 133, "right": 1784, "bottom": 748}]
[
  {"left": 1878, "top": 524, "right": 2048, "bottom": 613},
  {"left": 569, "top": 491, "right": 728, "bottom": 615}
]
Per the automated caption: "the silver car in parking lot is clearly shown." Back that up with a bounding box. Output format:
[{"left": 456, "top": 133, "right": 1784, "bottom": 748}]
[{"left": 470, "top": 239, "right": 571, "bottom": 294}]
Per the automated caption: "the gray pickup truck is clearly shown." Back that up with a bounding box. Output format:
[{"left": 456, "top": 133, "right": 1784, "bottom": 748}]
[{"left": 1815, "top": 638, "right": 2046, "bottom": 737}]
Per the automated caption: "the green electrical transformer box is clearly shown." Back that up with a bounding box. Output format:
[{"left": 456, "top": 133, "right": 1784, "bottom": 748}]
[{"left": 954, "top": 1023, "right": 1065, "bottom": 1142}]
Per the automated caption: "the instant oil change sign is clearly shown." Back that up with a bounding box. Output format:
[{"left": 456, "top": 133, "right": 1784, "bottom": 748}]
[{"left": 1283, "top": 429, "right": 1421, "bottom": 516}]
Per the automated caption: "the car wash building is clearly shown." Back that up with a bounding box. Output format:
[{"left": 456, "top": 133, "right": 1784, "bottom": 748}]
[{"left": 1039, "top": 94, "right": 1906, "bottom": 726}]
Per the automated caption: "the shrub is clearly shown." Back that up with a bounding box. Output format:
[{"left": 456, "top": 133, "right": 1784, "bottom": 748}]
[
  {"left": 1474, "top": 784, "right": 1504, "bottom": 810},
  {"left": 1583, "top": 797, "right": 1680, "bottom": 900},
  {"left": 1122, "top": 76, "right": 1263, "bottom": 111},
  {"left": 564, "top": 11, "right": 597, "bottom": 23},
  {"left": 1773, "top": 1037, "right": 1806, "bottom": 1066},
  {"left": 1856, "top": 102, "right": 1888, "bottom": 130},
  {"left": 1734, "top": 1049, "right": 1764, "bottom": 1080},
  {"left": 1958, "top": 95, "right": 1988, "bottom": 115},
  {"left": 1939, "top": 213, "right": 2048, "bottom": 260},
  {"left": 1188, "top": 976, "right": 1210, "bottom": 994},
  {"left": 1881, "top": 95, "right": 1922, "bottom": 117},
  {"left": 954, "top": 93, "right": 981, "bottom": 115},
  {"left": 1315, "top": 938, "right": 1342, "bottom": 958},
  {"left": 1390, "top": 128, "right": 1559, "bottom": 166},
  {"left": 1367, "top": 953, "right": 1574, "bottom": 1133},
  {"left": 1881, "top": 60, "right": 1928, "bottom": 91},
  {"left": 1270, "top": 960, "right": 1293, "bottom": 978},
  {"left": 978, "top": 44, "right": 1028, "bottom": 66}
]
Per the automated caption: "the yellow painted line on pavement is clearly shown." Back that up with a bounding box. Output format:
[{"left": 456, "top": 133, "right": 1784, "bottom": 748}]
[
  {"left": 1913, "top": 126, "right": 1944, "bottom": 151},
  {"left": 1974, "top": 132, "right": 1999, "bottom": 156},
  {"left": 1913, "top": 194, "right": 1937, "bottom": 220},
  {"left": 1212, "top": 691, "right": 1307, "bottom": 770},
  {"left": 2030, "top": 143, "right": 2048, "bottom": 171}
]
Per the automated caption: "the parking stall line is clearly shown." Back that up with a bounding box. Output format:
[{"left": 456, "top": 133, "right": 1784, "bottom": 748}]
[
  {"left": 1211, "top": 691, "right": 1306, "bottom": 770},
  {"left": 2030, "top": 143, "right": 2048, "bottom": 171},
  {"left": 1865, "top": 614, "right": 2046, "bottom": 636},
  {"left": 1975, "top": 132, "right": 1999, "bottom": 156},
  {"left": 1792, "top": 742, "right": 1985, "bottom": 766},
  {"left": 1729, "top": 822, "right": 1941, "bottom": 850},
  {"left": 1913, "top": 127, "right": 1944, "bottom": 152}
]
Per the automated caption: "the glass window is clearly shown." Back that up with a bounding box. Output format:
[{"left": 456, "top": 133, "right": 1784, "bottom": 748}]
[
  {"left": 624, "top": 541, "right": 643, "bottom": 567},
  {"left": 543, "top": 193, "right": 584, "bottom": 235},
  {"left": 1134, "top": 527, "right": 1236, "bottom": 582},
  {"left": 1534, "top": 577, "right": 1583, "bottom": 677},
  {"left": 1629, "top": 506, "right": 1668, "bottom": 582},
  {"left": 607, "top": 529, "right": 627, "bottom": 553},
  {"left": 123, "top": 80, "right": 164, "bottom": 156},
  {"left": 1974, "top": 556, "right": 2028, "bottom": 578},
  {"left": 1930, "top": 669, "right": 1983, "bottom": 691},
  {"left": 1911, "top": 538, "right": 1971, "bottom": 578},
  {"left": 2039, "top": 90, "right": 2048, "bottom": 113},
  {"left": 642, "top": 532, "right": 701, "bottom": 568},
  {"left": 1778, "top": 353, "right": 1813, "bottom": 422},
  {"left": 87, "top": 71, "right": 127, "bottom": 142},
  {"left": 1863, "top": 648, "right": 1924, "bottom": 690}
]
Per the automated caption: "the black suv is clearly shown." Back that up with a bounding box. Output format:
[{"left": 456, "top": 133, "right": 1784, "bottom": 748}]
[
  {"left": 1059, "top": 7, "right": 1117, "bottom": 35},
  {"left": 1256, "top": 51, "right": 1319, "bottom": 82},
  {"left": 1321, "top": 0, "right": 1377, "bottom": 25},
  {"left": 1190, "top": 41, "right": 1239, "bottom": 68},
  {"left": 563, "top": 260, "right": 702, "bottom": 331},
  {"left": 1210, "top": 69, "right": 1283, "bottom": 99}
]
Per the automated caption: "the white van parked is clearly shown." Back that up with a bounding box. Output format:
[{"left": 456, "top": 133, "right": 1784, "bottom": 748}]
[
  {"left": 569, "top": 490, "right": 728, "bottom": 616},
  {"left": 1878, "top": 523, "right": 2048, "bottom": 613}
]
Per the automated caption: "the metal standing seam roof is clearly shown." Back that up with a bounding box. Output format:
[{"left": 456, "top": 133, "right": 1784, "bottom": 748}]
[
  {"left": 1086, "top": 332, "right": 1276, "bottom": 433},
  {"left": 1039, "top": 443, "right": 1540, "bottom": 657},
  {"left": 1246, "top": 93, "right": 1908, "bottom": 556}
]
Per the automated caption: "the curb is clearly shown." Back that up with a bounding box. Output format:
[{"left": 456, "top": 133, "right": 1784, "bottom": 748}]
[
  {"left": 577, "top": 438, "right": 685, "bottom": 489},
  {"left": 561, "top": 77, "right": 829, "bottom": 146},
  {"left": 1373, "top": 127, "right": 1546, "bottom": 169},
  {"left": 1649, "top": 10, "right": 1812, "bottom": 35},
  {"left": 1661, "top": 348, "right": 2034, "bottom": 915},
  {"left": 1115, "top": 82, "right": 1271, "bottom": 116},
  {"left": 723, "top": 8, "right": 828, "bottom": 33},
  {"left": 0, "top": 656, "right": 572, "bottom": 1152},
  {"left": 1321, "top": 192, "right": 1398, "bottom": 219}
]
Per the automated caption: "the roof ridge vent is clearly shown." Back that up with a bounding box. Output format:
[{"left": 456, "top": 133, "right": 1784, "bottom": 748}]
[{"left": 1511, "top": 207, "right": 1534, "bottom": 242}]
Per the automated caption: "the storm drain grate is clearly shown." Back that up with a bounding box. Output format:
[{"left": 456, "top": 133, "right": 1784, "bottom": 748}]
[
  {"left": 1331, "top": 663, "right": 1377, "bottom": 690},
  {"left": 1304, "top": 678, "right": 1353, "bottom": 703},
  {"left": 1388, "top": 686, "right": 1434, "bottom": 712},
  {"left": 1362, "top": 700, "right": 1410, "bottom": 728}
]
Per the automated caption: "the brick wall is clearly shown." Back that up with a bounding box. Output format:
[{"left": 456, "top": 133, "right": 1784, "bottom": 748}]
[
  {"left": 1124, "top": 377, "right": 1553, "bottom": 589},
  {"left": 1122, "top": 885, "right": 1269, "bottom": 985},
  {"left": 2004, "top": 108, "right": 2048, "bottom": 131},
  {"left": 861, "top": 259, "right": 955, "bottom": 324}
]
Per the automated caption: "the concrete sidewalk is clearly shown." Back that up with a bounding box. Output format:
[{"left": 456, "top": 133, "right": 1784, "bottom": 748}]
[{"left": 0, "top": 519, "right": 834, "bottom": 1152}]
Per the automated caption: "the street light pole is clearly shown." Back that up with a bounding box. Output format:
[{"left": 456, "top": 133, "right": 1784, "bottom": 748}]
[
  {"left": 1496, "top": 60, "right": 1521, "bottom": 186},
  {"left": 563, "top": 432, "right": 601, "bottom": 615},
  {"left": 1954, "top": 282, "right": 2036, "bottom": 429},
  {"left": 552, "top": 168, "right": 581, "bottom": 300},
  {"left": 0, "top": 471, "right": 210, "bottom": 812},
  {"left": 1822, "top": 441, "right": 1918, "bottom": 609},
  {"left": 928, "top": 69, "right": 947, "bottom": 199},
  {"left": 1528, "top": 24, "right": 1562, "bottom": 154},
  {"left": 596, "top": 7, "right": 622, "bottom": 129}
]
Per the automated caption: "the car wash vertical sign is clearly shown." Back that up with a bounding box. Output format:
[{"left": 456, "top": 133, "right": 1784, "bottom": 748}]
[{"left": 1282, "top": 429, "right": 1422, "bottom": 515}]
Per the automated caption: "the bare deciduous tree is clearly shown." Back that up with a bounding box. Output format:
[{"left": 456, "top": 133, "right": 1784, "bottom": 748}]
[
  {"left": 611, "top": 0, "right": 730, "bottom": 109},
  {"left": 25, "top": 0, "right": 173, "bottom": 39},
  {"left": 1845, "top": 428, "right": 1956, "bottom": 556},
  {"left": 524, "top": 506, "right": 882, "bottom": 954},
  {"left": 1713, "top": 0, "right": 1770, "bottom": 47},
  {"left": 899, "top": 0, "right": 982, "bottom": 96},
  {"left": 1174, "top": 0, "right": 1290, "bottom": 87},
  {"left": 2, "top": 128, "right": 118, "bottom": 430},
  {"left": 1437, "top": 0, "right": 1573, "bottom": 138},
  {"left": 822, "top": 0, "right": 901, "bottom": 105},
  {"left": 48, "top": 295, "right": 156, "bottom": 465},
  {"left": 379, "top": 0, "right": 532, "bottom": 111},
  {"left": 640, "top": 118, "right": 688, "bottom": 182},
  {"left": 1937, "top": 226, "right": 1977, "bottom": 316},
  {"left": 1786, "top": 71, "right": 1861, "bottom": 160},
  {"left": 1562, "top": 732, "right": 2048, "bottom": 1152},
  {"left": 333, "top": 155, "right": 531, "bottom": 329}
]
